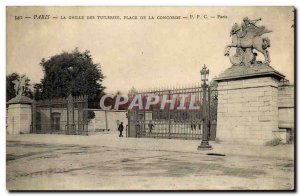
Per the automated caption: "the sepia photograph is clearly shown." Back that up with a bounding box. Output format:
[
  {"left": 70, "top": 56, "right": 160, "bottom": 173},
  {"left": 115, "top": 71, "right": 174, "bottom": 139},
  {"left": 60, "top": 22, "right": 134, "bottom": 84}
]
[{"left": 6, "top": 6, "right": 295, "bottom": 191}]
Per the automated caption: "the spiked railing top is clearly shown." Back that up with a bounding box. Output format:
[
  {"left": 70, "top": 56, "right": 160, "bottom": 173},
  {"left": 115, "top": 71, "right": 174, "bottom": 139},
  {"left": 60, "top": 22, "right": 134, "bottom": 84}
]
[
  {"left": 35, "top": 95, "right": 88, "bottom": 106},
  {"left": 133, "top": 83, "right": 202, "bottom": 95}
]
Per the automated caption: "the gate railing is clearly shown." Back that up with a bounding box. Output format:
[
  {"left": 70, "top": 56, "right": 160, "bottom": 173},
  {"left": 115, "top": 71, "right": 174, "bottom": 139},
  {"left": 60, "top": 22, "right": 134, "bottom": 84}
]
[
  {"left": 127, "top": 81, "right": 218, "bottom": 140},
  {"left": 31, "top": 95, "right": 89, "bottom": 135},
  {"left": 128, "top": 83, "right": 215, "bottom": 140}
]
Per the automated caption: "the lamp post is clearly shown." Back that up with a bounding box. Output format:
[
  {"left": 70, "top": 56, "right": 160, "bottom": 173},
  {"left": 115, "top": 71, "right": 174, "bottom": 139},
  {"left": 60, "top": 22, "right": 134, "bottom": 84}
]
[{"left": 198, "top": 64, "right": 212, "bottom": 150}]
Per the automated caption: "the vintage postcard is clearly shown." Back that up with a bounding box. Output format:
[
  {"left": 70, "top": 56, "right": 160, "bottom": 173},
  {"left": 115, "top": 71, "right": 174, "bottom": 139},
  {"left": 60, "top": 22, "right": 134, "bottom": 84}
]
[{"left": 6, "top": 6, "right": 295, "bottom": 190}]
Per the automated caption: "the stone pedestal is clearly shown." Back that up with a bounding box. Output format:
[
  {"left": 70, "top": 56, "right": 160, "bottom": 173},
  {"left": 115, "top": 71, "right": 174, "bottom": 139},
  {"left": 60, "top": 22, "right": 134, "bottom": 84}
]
[
  {"left": 7, "top": 95, "right": 34, "bottom": 135},
  {"left": 214, "top": 65, "right": 285, "bottom": 145}
]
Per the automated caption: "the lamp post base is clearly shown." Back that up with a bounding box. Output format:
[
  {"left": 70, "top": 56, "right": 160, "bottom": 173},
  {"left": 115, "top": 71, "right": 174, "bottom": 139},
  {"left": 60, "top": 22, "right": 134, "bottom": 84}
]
[{"left": 197, "top": 140, "right": 212, "bottom": 150}]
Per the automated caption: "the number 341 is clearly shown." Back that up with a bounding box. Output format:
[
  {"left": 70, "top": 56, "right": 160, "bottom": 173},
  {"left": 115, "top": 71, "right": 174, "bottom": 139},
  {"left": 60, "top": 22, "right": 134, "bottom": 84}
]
[{"left": 15, "top": 16, "right": 22, "bottom": 20}]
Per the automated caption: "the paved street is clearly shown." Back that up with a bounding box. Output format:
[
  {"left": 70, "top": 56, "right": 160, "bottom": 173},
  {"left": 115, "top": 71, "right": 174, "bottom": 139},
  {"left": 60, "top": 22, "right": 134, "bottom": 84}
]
[{"left": 6, "top": 133, "right": 294, "bottom": 190}]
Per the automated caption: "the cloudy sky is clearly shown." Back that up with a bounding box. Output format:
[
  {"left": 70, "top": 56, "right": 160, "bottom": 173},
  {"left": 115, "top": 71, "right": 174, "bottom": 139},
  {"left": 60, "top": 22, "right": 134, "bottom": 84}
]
[{"left": 7, "top": 7, "right": 294, "bottom": 94}]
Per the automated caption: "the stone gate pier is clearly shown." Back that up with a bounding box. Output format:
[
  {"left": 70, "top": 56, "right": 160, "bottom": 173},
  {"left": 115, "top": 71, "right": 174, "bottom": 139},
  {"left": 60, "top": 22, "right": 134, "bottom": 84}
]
[
  {"left": 7, "top": 95, "right": 34, "bottom": 135},
  {"left": 214, "top": 64, "right": 293, "bottom": 145}
]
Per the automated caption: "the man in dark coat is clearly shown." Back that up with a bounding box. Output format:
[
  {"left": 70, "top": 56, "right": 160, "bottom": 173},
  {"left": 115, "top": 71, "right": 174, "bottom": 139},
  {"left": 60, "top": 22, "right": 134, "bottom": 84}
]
[
  {"left": 118, "top": 122, "right": 124, "bottom": 137},
  {"left": 148, "top": 121, "right": 154, "bottom": 134}
]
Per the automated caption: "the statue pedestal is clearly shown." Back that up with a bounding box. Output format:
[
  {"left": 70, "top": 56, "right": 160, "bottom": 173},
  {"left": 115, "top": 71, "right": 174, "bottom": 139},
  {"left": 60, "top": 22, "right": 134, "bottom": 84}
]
[
  {"left": 214, "top": 64, "right": 285, "bottom": 145},
  {"left": 7, "top": 95, "right": 34, "bottom": 135}
]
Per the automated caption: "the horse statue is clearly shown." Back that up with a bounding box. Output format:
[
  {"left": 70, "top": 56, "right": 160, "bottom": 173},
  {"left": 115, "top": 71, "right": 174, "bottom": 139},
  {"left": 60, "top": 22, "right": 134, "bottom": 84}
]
[
  {"left": 12, "top": 75, "right": 26, "bottom": 96},
  {"left": 224, "top": 19, "right": 272, "bottom": 65}
]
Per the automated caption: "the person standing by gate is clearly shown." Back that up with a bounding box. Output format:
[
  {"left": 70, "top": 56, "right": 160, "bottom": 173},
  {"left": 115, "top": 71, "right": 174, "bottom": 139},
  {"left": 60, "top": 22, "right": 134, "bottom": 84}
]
[
  {"left": 191, "top": 120, "right": 196, "bottom": 131},
  {"left": 118, "top": 122, "right": 124, "bottom": 137},
  {"left": 191, "top": 120, "right": 194, "bottom": 131},
  {"left": 198, "top": 122, "right": 202, "bottom": 133},
  {"left": 148, "top": 121, "right": 154, "bottom": 134}
]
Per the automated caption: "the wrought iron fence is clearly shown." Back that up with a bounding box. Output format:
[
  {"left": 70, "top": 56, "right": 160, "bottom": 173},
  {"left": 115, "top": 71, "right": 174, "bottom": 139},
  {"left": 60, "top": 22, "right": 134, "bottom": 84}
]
[
  {"left": 31, "top": 95, "right": 89, "bottom": 135},
  {"left": 127, "top": 83, "right": 218, "bottom": 140}
]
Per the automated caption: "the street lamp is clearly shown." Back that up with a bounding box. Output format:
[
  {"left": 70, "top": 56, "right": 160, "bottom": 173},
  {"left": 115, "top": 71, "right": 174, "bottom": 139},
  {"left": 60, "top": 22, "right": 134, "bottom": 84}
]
[
  {"left": 198, "top": 64, "right": 212, "bottom": 150},
  {"left": 200, "top": 64, "right": 209, "bottom": 83}
]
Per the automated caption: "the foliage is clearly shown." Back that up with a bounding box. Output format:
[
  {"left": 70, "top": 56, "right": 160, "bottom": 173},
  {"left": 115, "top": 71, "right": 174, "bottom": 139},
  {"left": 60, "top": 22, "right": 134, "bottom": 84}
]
[
  {"left": 37, "top": 48, "right": 105, "bottom": 119},
  {"left": 33, "top": 83, "right": 43, "bottom": 101},
  {"left": 6, "top": 73, "right": 33, "bottom": 102},
  {"left": 88, "top": 111, "right": 96, "bottom": 121},
  {"left": 103, "top": 91, "right": 130, "bottom": 110}
]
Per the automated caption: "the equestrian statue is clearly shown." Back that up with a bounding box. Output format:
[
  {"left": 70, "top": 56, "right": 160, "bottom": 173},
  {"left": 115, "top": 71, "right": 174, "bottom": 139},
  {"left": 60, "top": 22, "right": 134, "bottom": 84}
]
[
  {"left": 12, "top": 75, "right": 27, "bottom": 96},
  {"left": 224, "top": 17, "right": 272, "bottom": 66}
]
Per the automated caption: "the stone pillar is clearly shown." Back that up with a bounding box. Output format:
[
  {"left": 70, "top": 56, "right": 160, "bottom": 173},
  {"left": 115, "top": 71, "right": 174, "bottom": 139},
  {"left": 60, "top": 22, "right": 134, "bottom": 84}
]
[
  {"left": 67, "top": 94, "right": 74, "bottom": 135},
  {"left": 214, "top": 65, "right": 285, "bottom": 145},
  {"left": 7, "top": 95, "right": 34, "bottom": 135}
]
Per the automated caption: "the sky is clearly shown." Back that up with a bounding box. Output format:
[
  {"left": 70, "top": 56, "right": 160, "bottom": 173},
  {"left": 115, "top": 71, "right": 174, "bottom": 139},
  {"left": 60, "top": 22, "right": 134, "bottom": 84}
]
[{"left": 7, "top": 6, "right": 294, "bottom": 94}]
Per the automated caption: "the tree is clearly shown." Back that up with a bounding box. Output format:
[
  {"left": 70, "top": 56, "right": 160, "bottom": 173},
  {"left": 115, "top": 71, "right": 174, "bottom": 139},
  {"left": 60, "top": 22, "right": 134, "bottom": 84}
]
[
  {"left": 6, "top": 73, "right": 33, "bottom": 102},
  {"left": 39, "top": 48, "right": 105, "bottom": 107},
  {"left": 33, "top": 83, "right": 43, "bottom": 101}
]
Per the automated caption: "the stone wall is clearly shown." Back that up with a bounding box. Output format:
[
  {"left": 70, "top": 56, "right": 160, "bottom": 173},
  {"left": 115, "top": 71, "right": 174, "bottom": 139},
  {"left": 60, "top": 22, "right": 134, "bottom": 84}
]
[
  {"left": 217, "top": 77, "right": 279, "bottom": 145},
  {"left": 37, "top": 108, "right": 79, "bottom": 132},
  {"left": 278, "top": 85, "right": 294, "bottom": 126},
  {"left": 88, "top": 110, "right": 128, "bottom": 132},
  {"left": 7, "top": 104, "right": 32, "bottom": 135},
  {"left": 277, "top": 85, "right": 294, "bottom": 142},
  {"left": 36, "top": 108, "right": 127, "bottom": 133}
]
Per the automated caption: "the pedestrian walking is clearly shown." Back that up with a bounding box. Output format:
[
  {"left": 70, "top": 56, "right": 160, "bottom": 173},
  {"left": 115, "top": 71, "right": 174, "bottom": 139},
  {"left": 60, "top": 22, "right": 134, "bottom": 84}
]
[
  {"left": 118, "top": 122, "right": 124, "bottom": 137},
  {"left": 148, "top": 121, "right": 154, "bottom": 133}
]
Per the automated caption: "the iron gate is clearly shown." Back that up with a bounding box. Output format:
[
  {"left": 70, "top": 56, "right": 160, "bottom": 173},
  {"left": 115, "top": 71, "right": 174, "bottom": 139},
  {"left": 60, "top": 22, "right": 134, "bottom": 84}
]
[
  {"left": 127, "top": 83, "right": 217, "bottom": 140},
  {"left": 31, "top": 95, "right": 89, "bottom": 135}
]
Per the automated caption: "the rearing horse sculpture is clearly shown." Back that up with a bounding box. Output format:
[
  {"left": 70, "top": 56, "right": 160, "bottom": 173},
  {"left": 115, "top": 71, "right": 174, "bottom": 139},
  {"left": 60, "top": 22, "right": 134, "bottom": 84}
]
[{"left": 224, "top": 23, "right": 272, "bottom": 64}]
